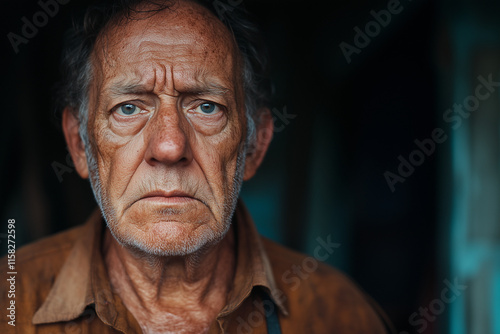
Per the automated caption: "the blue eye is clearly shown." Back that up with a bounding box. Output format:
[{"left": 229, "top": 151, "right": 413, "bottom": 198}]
[
  {"left": 196, "top": 103, "right": 219, "bottom": 115},
  {"left": 117, "top": 104, "right": 140, "bottom": 116}
]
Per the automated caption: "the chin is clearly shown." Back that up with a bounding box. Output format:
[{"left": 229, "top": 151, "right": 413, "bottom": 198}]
[{"left": 107, "top": 218, "right": 230, "bottom": 257}]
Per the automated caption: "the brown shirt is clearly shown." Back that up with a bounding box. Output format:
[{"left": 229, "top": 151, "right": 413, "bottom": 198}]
[{"left": 0, "top": 201, "right": 394, "bottom": 333}]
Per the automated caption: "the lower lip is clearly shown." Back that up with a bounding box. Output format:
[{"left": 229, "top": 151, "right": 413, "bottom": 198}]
[{"left": 140, "top": 196, "right": 195, "bottom": 204}]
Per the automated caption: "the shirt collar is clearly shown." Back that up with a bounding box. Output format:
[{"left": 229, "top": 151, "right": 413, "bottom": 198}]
[
  {"left": 220, "top": 199, "right": 288, "bottom": 317},
  {"left": 32, "top": 200, "right": 288, "bottom": 325},
  {"left": 32, "top": 208, "right": 101, "bottom": 324}
]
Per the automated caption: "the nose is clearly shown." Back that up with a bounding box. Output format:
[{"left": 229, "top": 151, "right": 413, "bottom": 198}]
[{"left": 145, "top": 103, "right": 193, "bottom": 167}]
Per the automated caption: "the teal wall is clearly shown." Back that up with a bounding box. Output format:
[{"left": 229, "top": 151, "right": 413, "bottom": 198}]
[{"left": 439, "top": 2, "right": 500, "bottom": 333}]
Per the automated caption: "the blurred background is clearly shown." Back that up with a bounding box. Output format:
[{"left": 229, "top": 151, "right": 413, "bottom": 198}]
[{"left": 1, "top": 0, "right": 499, "bottom": 333}]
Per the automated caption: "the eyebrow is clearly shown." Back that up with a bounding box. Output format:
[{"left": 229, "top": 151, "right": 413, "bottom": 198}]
[
  {"left": 181, "top": 82, "right": 231, "bottom": 97},
  {"left": 108, "top": 82, "right": 150, "bottom": 97},
  {"left": 106, "top": 81, "right": 232, "bottom": 98}
]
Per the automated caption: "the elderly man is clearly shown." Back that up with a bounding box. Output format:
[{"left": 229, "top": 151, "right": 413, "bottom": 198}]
[{"left": 1, "top": 0, "right": 394, "bottom": 333}]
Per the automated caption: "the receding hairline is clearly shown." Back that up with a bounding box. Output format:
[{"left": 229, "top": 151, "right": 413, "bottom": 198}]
[
  {"left": 92, "top": 0, "right": 240, "bottom": 58},
  {"left": 87, "top": 0, "right": 245, "bottom": 100}
]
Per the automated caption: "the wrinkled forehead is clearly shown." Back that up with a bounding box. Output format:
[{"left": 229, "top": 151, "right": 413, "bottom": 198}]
[{"left": 90, "top": 0, "right": 241, "bottom": 92}]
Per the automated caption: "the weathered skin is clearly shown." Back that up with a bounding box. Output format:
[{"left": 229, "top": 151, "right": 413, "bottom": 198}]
[{"left": 62, "top": 1, "right": 274, "bottom": 332}]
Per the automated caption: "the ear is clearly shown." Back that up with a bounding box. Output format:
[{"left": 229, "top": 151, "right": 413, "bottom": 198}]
[
  {"left": 62, "top": 108, "right": 89, "bottom": 179},
  {"left": 243, "top": 108, "right": 274, "bottom": 181}
]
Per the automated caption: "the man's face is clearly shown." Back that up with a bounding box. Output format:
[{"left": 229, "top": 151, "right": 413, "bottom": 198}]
[{"left": 83, "top": 1, "right": 249, "bottom": 255}]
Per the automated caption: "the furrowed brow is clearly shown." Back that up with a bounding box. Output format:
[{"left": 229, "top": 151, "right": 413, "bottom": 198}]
[
  {"left": 190, "top": 67, "right": 232, "bottom": 97},
  {"left": 106, "top": 81, "right": 231, "bottom": 97},
  {"left": 182, "top": 82, "right": 231, "bottom": 97},
  {"left": 107, "top": 82, "right": 153, "bottom": 97}
]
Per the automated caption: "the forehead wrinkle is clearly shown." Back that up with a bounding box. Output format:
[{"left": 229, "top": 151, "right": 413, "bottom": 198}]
[
  {"left": 181, "top": 83, "right": 231, "bottom": 99},
  {"left": 105, "top": 72, "right": 232, "bottom": 99},
  {"left": 160, "top": 62, "right": 175, "bottom": 96},
  {"left": 93, "top": 0, "right": 243, "bottom": 102},
  {"left": 183, "top": 67, "right": 233, "bottom": 95},
  {"left": 103, "top": 62, "right": 171, "bottom": 98},
  {"left": 107, "top": 81, "right": 155, "bottom": 98}
]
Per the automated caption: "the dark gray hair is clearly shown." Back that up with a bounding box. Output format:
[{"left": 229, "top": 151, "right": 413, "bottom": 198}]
[{"left": 57, "top": 0, "right": 271, "bottom": 151}]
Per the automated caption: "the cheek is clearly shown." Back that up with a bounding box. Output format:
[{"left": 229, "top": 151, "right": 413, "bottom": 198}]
[
  {"left": 193, "top": 128, "right": 244, "bottom": 203},
  {"left": 95, "top": 127, "right": 147, "bottom": 200}
]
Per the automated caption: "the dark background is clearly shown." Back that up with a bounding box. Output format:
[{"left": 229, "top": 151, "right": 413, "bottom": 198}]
[{"left": 2, "top": 0, "right": 497, "bottom": 333}]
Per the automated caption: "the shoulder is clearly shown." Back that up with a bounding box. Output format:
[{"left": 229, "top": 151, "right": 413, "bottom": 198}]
[
  {"left": 262, "top": 236, "right": 351, "bottom": 294},
  {"left": 0, "top": 225, "right": 84, "bottom": 326},
  {"left": 262, "top": 237, "right": 394, "bottom": 334},
  {"left": 2, "top": 224, "right": 83, "bottom": 273}
]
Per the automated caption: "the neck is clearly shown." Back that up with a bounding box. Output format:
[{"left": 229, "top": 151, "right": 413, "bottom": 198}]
[{"left": 103, "top": 226, "right": 236, "bottom": 333}]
